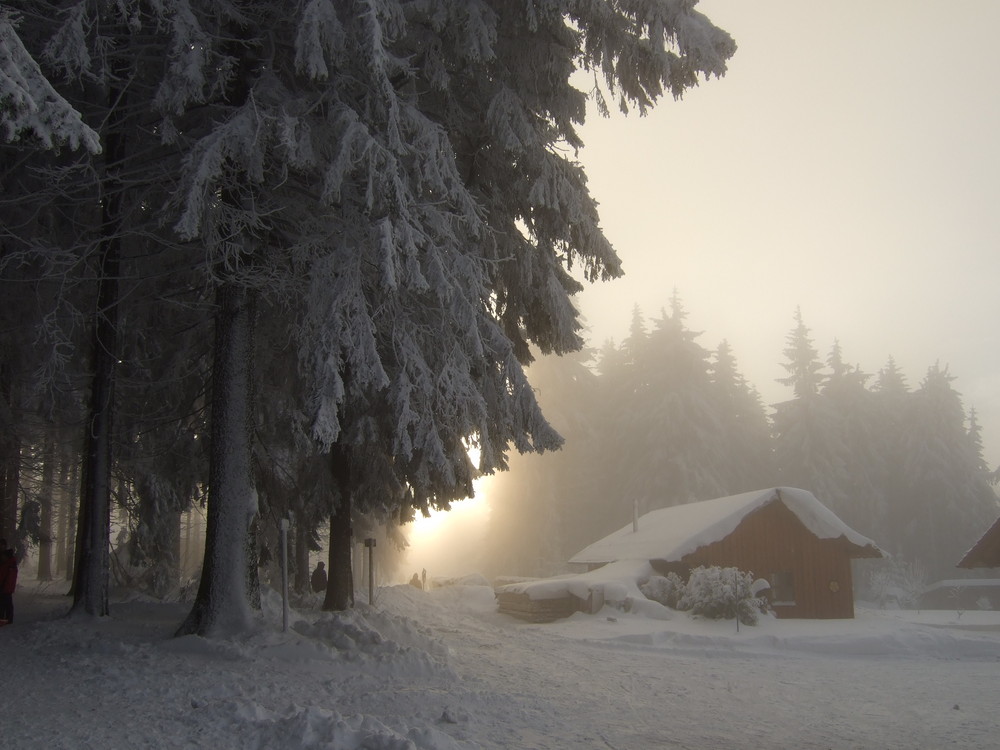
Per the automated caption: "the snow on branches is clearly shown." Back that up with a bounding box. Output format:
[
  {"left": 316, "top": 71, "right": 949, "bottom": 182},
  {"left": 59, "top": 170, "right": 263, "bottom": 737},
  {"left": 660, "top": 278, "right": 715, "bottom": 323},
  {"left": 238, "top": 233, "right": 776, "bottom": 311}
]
[{"left": 0, "top": 11, "right": 99, "bottom": 152}]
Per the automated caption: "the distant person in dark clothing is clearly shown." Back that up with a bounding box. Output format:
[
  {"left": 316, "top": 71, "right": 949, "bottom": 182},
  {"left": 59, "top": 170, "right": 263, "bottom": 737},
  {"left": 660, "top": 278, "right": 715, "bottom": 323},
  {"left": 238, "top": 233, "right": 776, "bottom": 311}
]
[
  {"left": 310, "top": 561, "right": 327, "bottom": 593},
  {"left": 0, "top": 543, "right": 17, "bottom": 625},
  {"left": 409, "top": 572, "right": 422, "bottom": 590}
]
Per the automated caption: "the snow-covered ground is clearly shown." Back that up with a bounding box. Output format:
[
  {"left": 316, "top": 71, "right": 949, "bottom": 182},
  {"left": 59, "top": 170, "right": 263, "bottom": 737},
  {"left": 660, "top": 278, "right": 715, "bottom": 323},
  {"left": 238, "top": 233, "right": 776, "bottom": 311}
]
[{"left": 4, "top": 577, "right": 1000, "bottom": 749}]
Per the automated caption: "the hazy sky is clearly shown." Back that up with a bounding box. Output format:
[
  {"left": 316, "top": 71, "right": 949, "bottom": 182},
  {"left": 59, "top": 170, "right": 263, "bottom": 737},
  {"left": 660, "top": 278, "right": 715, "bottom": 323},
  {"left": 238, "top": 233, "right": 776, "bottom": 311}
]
[{"left": 573, "top": 0, "right": 1000, "bottom": 466}]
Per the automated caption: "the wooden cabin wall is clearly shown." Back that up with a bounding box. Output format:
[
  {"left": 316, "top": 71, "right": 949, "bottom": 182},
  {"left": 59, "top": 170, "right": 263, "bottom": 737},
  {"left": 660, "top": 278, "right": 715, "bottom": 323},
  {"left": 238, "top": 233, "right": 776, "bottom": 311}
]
[{"left": 682, "top": 500, "right": 857, "bottom": 619}]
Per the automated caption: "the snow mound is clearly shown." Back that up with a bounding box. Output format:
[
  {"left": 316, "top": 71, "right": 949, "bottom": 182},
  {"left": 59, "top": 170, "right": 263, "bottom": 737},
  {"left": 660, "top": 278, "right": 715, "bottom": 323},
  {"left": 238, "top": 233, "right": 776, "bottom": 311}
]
[
  {"left": 230, "top": 702, "right": 468, "bottom": 750},
  {"left": 290, "top": 607, "right": 452, "bottom": 679}
]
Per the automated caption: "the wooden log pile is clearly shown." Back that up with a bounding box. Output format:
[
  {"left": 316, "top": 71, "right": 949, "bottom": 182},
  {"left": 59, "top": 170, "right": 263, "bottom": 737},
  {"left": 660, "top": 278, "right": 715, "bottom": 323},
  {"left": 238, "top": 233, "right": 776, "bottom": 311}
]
[{"left": 495, "top": 591, "right": 581, "bottom": 623}]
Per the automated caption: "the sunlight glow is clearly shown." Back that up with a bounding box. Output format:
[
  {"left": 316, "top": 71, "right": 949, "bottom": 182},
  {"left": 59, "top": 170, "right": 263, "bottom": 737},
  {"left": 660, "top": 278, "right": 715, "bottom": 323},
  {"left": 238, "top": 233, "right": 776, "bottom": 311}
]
[{"left": 399, "top": 446, "right": 493, "bottom": 582}]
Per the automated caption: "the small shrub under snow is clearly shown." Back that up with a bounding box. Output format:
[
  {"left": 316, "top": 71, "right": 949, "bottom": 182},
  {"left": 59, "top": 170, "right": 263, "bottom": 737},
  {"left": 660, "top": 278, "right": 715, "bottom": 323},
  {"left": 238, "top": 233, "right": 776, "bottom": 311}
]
[
  {"left": 642, "top": 566, "right": 767, "bottom": 626},
  {"left": 639, "top": 573, "right": 685, "bottom": 609}
]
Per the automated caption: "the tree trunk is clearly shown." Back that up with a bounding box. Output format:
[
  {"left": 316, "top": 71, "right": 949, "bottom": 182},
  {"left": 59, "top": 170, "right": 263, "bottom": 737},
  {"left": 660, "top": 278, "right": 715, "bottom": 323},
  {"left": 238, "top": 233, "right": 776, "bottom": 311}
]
[
  {"left": 245, "top": 513, "right": 261, "bottom": 611},
  {"left": 0, "top": 439, "right": 19, "bottom": 547},
  {"left": 71, "top": 229, "right": 120, "bottom": 617},
  {"left": 293, "top": 516, "right": 310, "bottom": 594},
  {"left": 54, "top": 448, "right": 70, "bottom": 577},
  {"left": 37, "top": 431, "right": 55, "bottom": 581},
  {"left": 176, "top": 282, "right": 258, "bottom": 637},
  {"left": 323, "top": 444, "right": 354, "bottom": 611},
  {"left": 64, "top": 453, "right": 79, "bottom": 583},
  {"left": 70, "top": 34, "right": 131, "bottom": 615},
  {"left": 0, "top": 365, "right": 18, "bottom": 543}
]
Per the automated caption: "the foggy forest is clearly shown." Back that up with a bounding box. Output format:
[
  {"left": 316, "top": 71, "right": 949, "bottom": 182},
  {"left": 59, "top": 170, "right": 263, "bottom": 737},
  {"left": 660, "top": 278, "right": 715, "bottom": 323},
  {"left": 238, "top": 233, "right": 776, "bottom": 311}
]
[{"left": 484, "top": 299, "right": 999, "bottom": 594}]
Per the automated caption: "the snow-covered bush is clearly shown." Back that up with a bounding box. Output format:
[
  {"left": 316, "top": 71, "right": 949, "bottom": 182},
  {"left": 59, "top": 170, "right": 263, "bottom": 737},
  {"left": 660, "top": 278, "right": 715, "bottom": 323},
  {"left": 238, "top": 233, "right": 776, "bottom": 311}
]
[
  {"left": 862, "top": 559, "right": 926, "bottom": 609},
  {"left": 639, "top": 573, "right": 685, "bottom": 609},
  {"left": 676, "top": 566, "right": 766, "bottom": 626}
]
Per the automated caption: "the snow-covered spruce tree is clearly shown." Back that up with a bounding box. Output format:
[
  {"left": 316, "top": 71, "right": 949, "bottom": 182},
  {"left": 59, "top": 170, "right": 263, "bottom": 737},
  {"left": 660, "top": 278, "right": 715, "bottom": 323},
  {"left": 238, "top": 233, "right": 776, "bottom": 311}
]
[
  {"left": 57, "top": 5, "right": 173, "bottom": 619},
  {"left": 590, "top": 298, "right": 731, "bottom": 521},
  {"left": 157, "top": 0, "right": 734, "bottom": 631},
  {"left": 771, "top": 308, "right": 842, "bottom": 491},
  {"left": 815, "top": 341, "right": 885, "bottom": 538},
  {"left": 4, "top": 0, "right": 232, "bottom": 616},
  {"left": 303, "top": 0, "right": 736, "bottom": 492},
  {"left": 772, "top": 318, "right": 891, "bottom": 546},
  {"left": 709, "top": 339, "right": 775, "bottom": 491},
  {"left": 0, "top": 4, "right": 100, "bottom": 550},
  {"left": 634, "top": 296, "right": 731, "bottom": 506},
  {"left": 776, "top": 306, "right": 825, "bottom": 400},
  {"left": 858, "top": 356, "right": 911, "bottom": 546},
  {"left": 169, "top": 9, "right": 277, "bottom": 634},
  {"left": 0, "top": 3, "right": 125, "bottom": 615},
  {"left": 584, "top": 306, "right": 655, "bottom": 530},
  {"left": 892, "top": 363, "right": 998, "bottom": 578}
]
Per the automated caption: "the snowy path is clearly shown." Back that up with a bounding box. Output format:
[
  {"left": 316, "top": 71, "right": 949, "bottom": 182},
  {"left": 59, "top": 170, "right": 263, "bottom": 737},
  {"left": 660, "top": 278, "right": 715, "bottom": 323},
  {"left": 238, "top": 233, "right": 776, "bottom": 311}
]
[
  {"left": 404, "top": 588, "right": 1000, "bottom": 749},
  {"left": 3, "top": 583, "right": 1000, "bottom": 749}
]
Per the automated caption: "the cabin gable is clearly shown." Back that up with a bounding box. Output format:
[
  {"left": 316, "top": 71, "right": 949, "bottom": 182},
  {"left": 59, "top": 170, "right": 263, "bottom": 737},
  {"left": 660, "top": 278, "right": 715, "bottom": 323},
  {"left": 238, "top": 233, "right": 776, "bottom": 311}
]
[
  {"left": 657, "top": 499, "right": 858, "bottom": 619},
  {"left": 958, "top": 515, "right": 1000, "bottom": 569}
]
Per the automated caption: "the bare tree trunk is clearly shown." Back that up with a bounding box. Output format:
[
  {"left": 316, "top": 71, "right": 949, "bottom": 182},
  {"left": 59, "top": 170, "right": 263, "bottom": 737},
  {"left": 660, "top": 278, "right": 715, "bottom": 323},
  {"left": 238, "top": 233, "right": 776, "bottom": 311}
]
[
  {"left": 37, "top": 430, "right": 55, "bottom": 580},
  {"left": 0, "top": 443, "right": 19, "bottom": 546},
  {"left": 293, "top": 516, "right": 310, "bottom": 594},
  {"left": 54, "top": 449, "right": 70, "bottom": 577},
  {"left": 70, "top": 32, "right": 131, "bottom": 615},
  {"left": 245, "top": 513, "right": 261, "bottom": 611},
  {"left": 176, "top": 282, "right": 258, "bottom": 636},
  {"left": 0, "top": 366, "right": 19, "bottom": 543},
  {"left": 323, "top": 444, "right": 353, "bottom": 611},
  {"left": 71, "top": 231, "right": 120, "bottom": 617},
  {"left": 64, "top": 453, "right": 79, "bottom": 583}
]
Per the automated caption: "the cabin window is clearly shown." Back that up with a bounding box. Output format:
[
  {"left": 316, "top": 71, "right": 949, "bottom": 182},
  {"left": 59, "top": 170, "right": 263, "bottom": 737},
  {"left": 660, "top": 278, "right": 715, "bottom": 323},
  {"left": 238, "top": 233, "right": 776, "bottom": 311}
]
[{"left": 770, "top": 571, "right": 795, "bottom": 605}]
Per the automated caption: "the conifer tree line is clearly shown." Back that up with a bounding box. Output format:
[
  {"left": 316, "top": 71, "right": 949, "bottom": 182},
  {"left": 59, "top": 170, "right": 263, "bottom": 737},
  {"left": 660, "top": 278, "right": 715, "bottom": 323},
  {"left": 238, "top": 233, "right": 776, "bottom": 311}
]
[
  {"left": 484, "top": 299, "right": 999, "bottom": 588},
  {"left": 0, "top": 2, "right": 735, "bottom": 634}
]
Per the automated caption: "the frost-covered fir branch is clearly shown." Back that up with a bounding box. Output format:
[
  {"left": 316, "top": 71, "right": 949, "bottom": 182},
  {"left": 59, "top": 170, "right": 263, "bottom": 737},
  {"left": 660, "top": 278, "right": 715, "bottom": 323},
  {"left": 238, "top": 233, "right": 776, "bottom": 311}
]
[{"left": 0, "top": 9, "right": 100, "bottom": 152}]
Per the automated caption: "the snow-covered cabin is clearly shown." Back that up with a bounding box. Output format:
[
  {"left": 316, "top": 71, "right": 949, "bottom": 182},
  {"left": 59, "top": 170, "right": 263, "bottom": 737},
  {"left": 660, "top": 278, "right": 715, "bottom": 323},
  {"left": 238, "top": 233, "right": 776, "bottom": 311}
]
[
  {"left": 570, "top": 487, "right": 883, "bottom": 619},
  {"left": 957, "top": 515, "right": 1000, "bottom": 569}
]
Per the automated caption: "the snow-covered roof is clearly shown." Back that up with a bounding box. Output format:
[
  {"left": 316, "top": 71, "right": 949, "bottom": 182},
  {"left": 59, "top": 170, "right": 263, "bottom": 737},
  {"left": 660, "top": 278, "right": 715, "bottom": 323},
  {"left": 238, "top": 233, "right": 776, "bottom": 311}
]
[
  {"left": 569, "top": 487, "right": 883, "bottom": 566},
  {"left": 497, "top": 559, "right": 660, "bottom": 604}
]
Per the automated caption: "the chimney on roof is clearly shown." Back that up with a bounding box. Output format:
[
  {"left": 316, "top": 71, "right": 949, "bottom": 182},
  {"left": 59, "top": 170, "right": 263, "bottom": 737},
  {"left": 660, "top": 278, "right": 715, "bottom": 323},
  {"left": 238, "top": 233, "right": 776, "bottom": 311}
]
[{"left": 633, "top": 499, "right": 639, "bottom": 533}]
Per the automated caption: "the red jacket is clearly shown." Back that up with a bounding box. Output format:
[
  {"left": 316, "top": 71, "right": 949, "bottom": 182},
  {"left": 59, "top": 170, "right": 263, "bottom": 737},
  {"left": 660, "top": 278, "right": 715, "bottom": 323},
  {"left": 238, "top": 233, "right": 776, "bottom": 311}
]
[{"left": 0, "top": 553, "right": 17, "bottom": 594}]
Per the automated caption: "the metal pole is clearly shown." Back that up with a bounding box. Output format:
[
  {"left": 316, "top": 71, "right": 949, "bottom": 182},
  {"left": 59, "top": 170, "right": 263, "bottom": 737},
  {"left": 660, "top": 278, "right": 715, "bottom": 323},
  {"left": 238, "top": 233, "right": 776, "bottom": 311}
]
[{"left": 280, "top": 518, "right": 289, "bottom": 632}]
